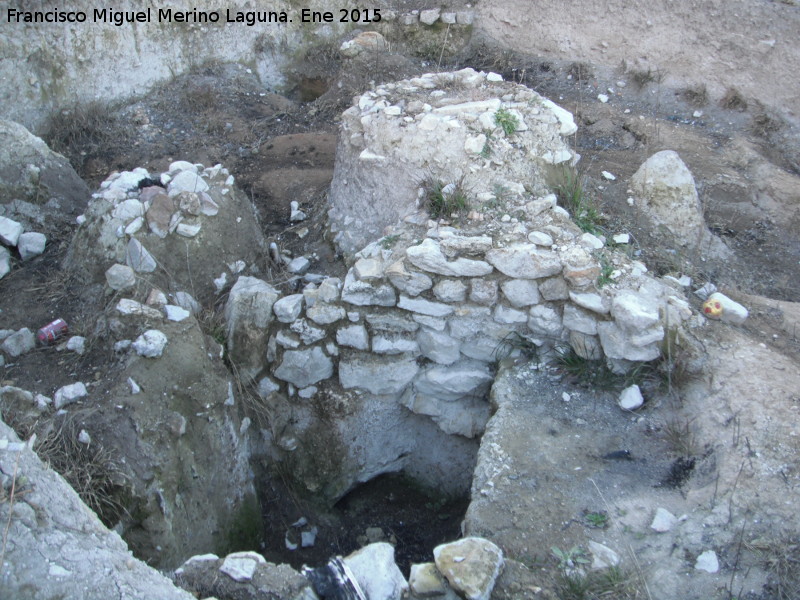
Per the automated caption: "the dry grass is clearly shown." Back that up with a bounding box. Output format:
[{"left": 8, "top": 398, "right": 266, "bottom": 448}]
[
  {"left": 34, "top": 411, "right": 128, "bottom": 526},
  {"left": 747, "top": 537, "right": 800, "bottom": 600},
  {"left": 678, "top": 84, "right": 709, "bottom": 107},
  {"left": 662, "top": 417, "right": 699, "bottom": 457},
  {"left": 720, "top": 87, "right": 748, "bottom": 111}
]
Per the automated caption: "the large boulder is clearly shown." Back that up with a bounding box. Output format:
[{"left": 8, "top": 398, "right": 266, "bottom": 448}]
[
  {"left": 630, "top": 150, "right": 708, "bottom": 247},
  {"left": 0, "top": 119, "right": 90, "bottom": 233}
]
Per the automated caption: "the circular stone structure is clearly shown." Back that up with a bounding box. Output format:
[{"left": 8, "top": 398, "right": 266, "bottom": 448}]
[{"left": 327, "top": 68, "right": 578, "bottom": 257}]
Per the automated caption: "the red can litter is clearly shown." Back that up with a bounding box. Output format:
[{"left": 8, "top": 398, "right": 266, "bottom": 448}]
[{"left": 37, "top": 319, "right": 68, "bottom": 344}]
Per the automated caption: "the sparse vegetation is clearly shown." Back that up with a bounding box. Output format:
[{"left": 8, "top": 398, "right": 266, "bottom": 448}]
[
  {"left": 494, "top": 331, "right": 540, "bottom": 363},
  {"left": 720, "top": 87, "right": 748, "bottom": 111},
  {"left": 662, "top": 417, "right": 699, "bottom": 457},
  {"left": 556, "top": 566, "right": 640, "bottom": 600},
  {"left": 596, "top": 255, "right": 615, "bottom": 288},
  {"left": 551, "top": 167, "right": 604, "bottom": 235},
  {"left": 552, "top": 545, "right": 590, "bottom": 572},
  {"left": 568, "top": 61, "right": 593, "bottom": 82},
  {"left": 748, "top": 536, "right": 800, "bottom": 600},
  {"left": 380, "top": 234, "right": 401, "bottom": 250},
  {"left": 584, "top": 510, "right": 609, "bottom": 529},
  {"left": 494, "top": 108, "right": 519, "bottom": 136},
  {"left": 421, "top": 176, "right": 471, "bottom": 219},
  {"left": 678, "top": 84, "right": 709, "bottom": 107},
  {"left": 629, "top": 66, "right": 666, "bottom": 89}
]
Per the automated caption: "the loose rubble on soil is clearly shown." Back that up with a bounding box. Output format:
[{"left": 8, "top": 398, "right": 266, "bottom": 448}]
[{"left": 3, "top": 47, "right": 797, "bottom": 600}]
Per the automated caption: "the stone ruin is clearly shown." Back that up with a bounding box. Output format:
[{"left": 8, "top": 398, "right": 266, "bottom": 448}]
[{"left": 2, "top": 68, "right": 708, "bottom": 599}]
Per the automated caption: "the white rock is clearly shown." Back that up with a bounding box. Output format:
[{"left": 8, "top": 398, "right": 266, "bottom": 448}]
[
  {"left": 66, "top": 336, "right": 86, "bottom": 355},
  {"left": 105, "top": 264, "right": 136, "bottom": 290},
  {"left": 273, "top": 294, "right": 304, "bottom": 323},
  {"left": 527, "top": 231, "right": 554, "bottom": 246},
  {"left": 612, "top": 233, "right": 630, "bottom": 244},
  {"left": 562, "top": 304, "right": 598, "bottom": 335},
  {"left": 612, "top": 291, "right": 660, "bottom": 331},
  {"left": 0, "top": 246, "right": 10, "bottom": 279},
  {"left": 707, "top": 292, "right": 748, "bottom": 324},
  {"left": 336, "top": 324, "right": 369, "bottom": 350},
  {"left": 213, "top": 272, "right": 228, "bottom": 292},
  {"left": 168, "top": 160, "right": 198, "bottom": 174},
  {"left": 579, "top": 232, "right": 604, "bottom": 250},
  {"left": 317, "top": 278, "right": 342, "bottom": 303},
  {"left": 569, "top": 291, "right": 610, "bottom": 314},
  {"left": 126, "top": 238, "right": 157, "bottom": 273},
  {"left": 344, "top": 543, "right": 409, "bottom": 600},
  {"left": 219, "top": 551, "right": 266, "bottom": 582},
  {"left": 289, "top": 319, "right": 326, "bottom": 344},
  {"left": 485, "top": 244, "right": 562, "bottom": 279},
  {"left": 354, "top": 257, "right": 384, "bottom": 281},
  {"left": 176, "top": 222, "right": 201, "bottom": 237},
  {"left": 132, "top": 330, "right": 168, "bottom": 358},
  {"left": 165, "top": 305, "right": 190, "bottom": 322},
  {"left": 588, "top": 541, "right": 621, "bottom": 570},
  {"left": 597, "top": 321, "right": 661, "bottom": 361},
  {"left": 695, "top": 550, "right": 719, "bottom": 573},
  {"left": 409, "top": 563, "right": 450, "bottom": 597},
  {"left": 650, "top": 507, "right": 678, "bottom": 533},
  {"left": 306, "top": 303, "right": 346, "bottom": 325},
  {"left": 433, "top": 279, "right": 468, "bottom": 303},
  {"left": 601, "top": 171, "right": 617, "bottom": 181},
  {"left": 493, "top": 304, "right": 528, "bottom": 325},
  {"left": 500, "top": 279, "right": 540, "bottom": 307},
  {"left": 1, "top": 328, "right": 35, "bottom": 357},
  {"left": 77, "top": 429, "right": 91, "bottom": 445},
  {"left": 17, "top": 232, "right": 46, "bottom": 260},
  {"left": 54, "top": 382, "right": 88, "bottom": 409},
  {"left": 116, "top": 299, "right": 163, "bottom": 319},
  {"left": 414, "top": 361, "right": 493, "bottom": 401},
  {"left": 339, "top": 356, "right": 419, "bottom": 394},
  {"left": 257, "top": 377, "right": 280, "bottom": 398},
  {"left": 528, "top": 304, "right": 563, "bottom": 337},
  {"left": 342, "top": 271, "right": 397, "bottom": 306},
  {"left": 373, "top": 335, "right": 419, "bottom": 355},
  {"left": 470, "top": 279, "right": 498, "bottom": 305},
  {"left": 274, "top": 347, "right": 333, "bottom": 388},
  {"left": 0, "top": 216, "right": 24, "bottom": 246},
  {"left": 288, "top": 256, "right": 310, "bottom": 274},
  {"left": 173, "top": 291, "right": 201, "bottom": 315},
  {"left": 598, "top": 94, "right": 609, "bottom": 103},
  {"left": 417, "top": 329, "right": 461, "bottom": 365},
  {"left": 112, "top": 199, "right": 145, "bottom": 221},
  {"left": 385, "top": 261, "right": 433, "bottom": 296},
  {"left": 406, "top": 239, "right": 493, "bottom": 277},
  {"left": 618, "top": 384, "right": 644, "bottom": 410},
  {"left": 419, "top": 8, "right": 440, "bottom": 24},
  {"left": 168, "top": 170, "right": 209, "bottom": 196},
  {"left": 397, "top": 295, "right": 455, "bottom": 317},
  {"left": 630, "top": 150, "right": 707, "bottom": 247},
  {"left": 128, "top": 378, "right": 141, "bottom": 394}
]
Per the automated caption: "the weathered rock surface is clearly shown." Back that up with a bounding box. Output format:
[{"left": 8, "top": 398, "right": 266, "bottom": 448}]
[
  {"left": 630, "top": 150, "right": 708, "bottom": 247},
  {"left": 433, "top": 537, "right": 504, "bottom": 600},
  {"left": 0, "top": 418, "right": 195, "bottom": 600},
  {"left": 225, "top": 276, "right": 279, "bottom": 379},
  {"left": 343, "top": 542, "right": 408, "bottom": 600}
]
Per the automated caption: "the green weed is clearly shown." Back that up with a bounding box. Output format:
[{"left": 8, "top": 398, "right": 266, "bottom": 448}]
[
  {"left": 550, "top": 167, "right": 604, "bottom": 235},
  {"left": 494, "top": 107, "right": 519, "bottom": 136},
  {"left": 421, "top": 176, "right": 471, "bottom": 219}
]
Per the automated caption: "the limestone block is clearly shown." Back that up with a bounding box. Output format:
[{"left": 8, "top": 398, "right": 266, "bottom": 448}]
[
  {"left": 289, "top": 319, "right": 326, "bottom": 345},
  {"left": 343, "top": 543, "right": 408, "bottom": 600},
  {"left": 407, "top": 239, "right": 493, "bottom": 277},
  {"left": 413, "top": 361, "right": 493, "bottom": 402},
  {"left": 386, "top": 260, "right": 433, "bottom": 296},
  {"left": 569, "top": 291, "right": 610, "bottom": 314},
  {"left": 366, "top": 313, "right": 419, "bottom": 333},
  {"left": 485, "top": 244, "right": 561, "bottom": 279},
  {"left": 612, "top": 291, "right": 660, "bottom": 331},
  {"left": 433, "top": 279, "right": 468, "bottom": 303},
  {"left": 597, "top": 321, "right": 661, "bottom": 361},
  {"left": 342, "top": 270, "right": 397, "bottom": 306},
  {"left": 417, "top": 328, "right": 461, "bottom": 365},
  {"left": 372, "top": 335, "right": 420, "bottom": 355},
  {"left": 274, "top": 347, "right": 333, "bottom": 388},
  {"left": 527, "top": 304, "right": 563, "bottom": 337},
  {"left": 493, "top": 304, "right": 528, "bottom": 325},
  {"left": 105, "top": 264, "right": 136, "bottom": 291},
  {"left": 306, "top": 303, "right": 346, "bottom": 325},
  {"left": 500, "top": 279, "right": 540, "bottom": 307},
  {"left": 569, "top": 331, "right": 603, "bottom": 360},
  {"left": 404, "top": 392, "right": 491, "bottom": 438},
  {"left": 336, "top": 324, "right": 369, "bottom": 350},
  {"left": 398, "top": 295, "right": 455, "bottom": 317},
  {"left": 470, "top": 279, "right": 498, "bottom": 305},
  {"left": 339, "top": 356, "right": 419, "bottom": 394},
  {"left": 126, "top": 238, "right": 157, "bottom": 273},
  {"left": 439, "top": 234, "right": 493, "bottom": 257},
  {"left": 273, "top": 294, "right": 304, "bottom": 323},
  {"left": 630, "top": 150, "right": 707, "bottom": 246},
  {"left": 17, "top": 231, "right": 46, "bottom": 260},
  {"left": 224, "top": 276, "right": 279, "bottom": 378},
  {"left": 539, "top": 276, "right": 569, "bottom": 300},
  {"left": 562, "top": 304, "right": 599, "bottom": 335},
  {"left": 0, "top": 216, "right": 23, "bottom": 246}
]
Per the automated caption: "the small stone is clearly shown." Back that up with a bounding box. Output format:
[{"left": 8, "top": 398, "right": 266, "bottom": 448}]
[
  {"left": 527, "top": 231, "right": 554, "bottom": 246},
  {"left": 0, "top": 216, "right": 24, "bottom": 246},
  {"left": 1, "top": 328, "right": 35, "bottom": 357},
  {"left": 705, "top": 292, "right": 748, "bottom": 324},
  {"left": 77, "top": 429, "right": 91, "bottom": 445},
  {"left": 54, "top": 382, "right": 88, "bottom": 409},
  {"left": 219, "top": 551, "right": 266, "bottom": 582},
  {"left": 619, "top": 384, "right": 644, "bottom": 410},
  {"left": 397, "top": 295, "right": 455, "bottom": 317},
  {"left": 419, "top": 8, "right": 440, "bottom": 24},
  {"left": 286, "top": 256, "right": 309, "bottom": 274},
  {"left": 132, "top": 329, "right": 168, "bottom": 358},
  {"left": 344, "top": 543, "right": 409, "bottom": 600},
  {"left": 274, "top": 347, "right": 333, "bottom": 388},
  {"left": 579, "top": 232, "right": 604, "bottom": 250},
  {"left": 126, "top": 238, "right": 157, "bottom": 273},
  {"left": 612, "top": 233, "right": 630, "bottom": 244},
  {"left": 433, "top": 279, "right": 468, "bottom": 303},
  {"left": 409, "top": 562, "right": 448, "bottom": 597},
  {"left": 165, "top": 305, "right": 190, "bottom": 322},
  {"left": 486, "top": 72, "right": 503, "bottom": 82},
  {"left": 588, "top": 541, "right": 621, "bottom": 570},
  {"left": 598, "top": 93, "right": 609, "bottom": 103},
  {"left": 116, "top": 299, "right": 163, "bottom": 319},
  {"left": 337, "top": 324, "right": 369, "bottom": 351},
  {"left": 128, "top": 378, "right": 141, "bottom": 394},
  {"left": 105, "top": 264, "right": 136, "bottom": 291},
  {"left": 168, "top": 170, "right": 209, "bottom": 196},
  {"left": 306, "top": 303, "right": 346, "bottom": 325},
  {"left": 17, "top": 232, "right": 46, "bottom": 260},
  {"left": 174, "top": 291, "right": 201, "bottom": 315},
  {"left": 66, "top": 336, "right": 86, "bottom": 355},
  {"left": 176, "top": 222, "right": 201, "bottom": 238},
  {"left": 213, "top": 272, "right": 228, "bottom": 292},
  {"left": 650, "top": 507, "right": 678, "bottom": 533},
  {"left": 601, "top": 171, "right": 617, "bottom": 181},
  {"left": 695, "top": 550, "right": 719, "bottom": 574},
  {"left": 0, "top": 247, "right": 10, "bottom": 279},
  {"left": 273, "top": 294, "right": 304, "bottom": 323}
]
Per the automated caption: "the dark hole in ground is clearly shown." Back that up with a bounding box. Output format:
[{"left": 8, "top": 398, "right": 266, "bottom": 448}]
[
  {"left": 258, "top": 472, "right": 468, "bottom": 577},
  {"left": 658, "top": 457, "right": 696, "bottom": 489}
]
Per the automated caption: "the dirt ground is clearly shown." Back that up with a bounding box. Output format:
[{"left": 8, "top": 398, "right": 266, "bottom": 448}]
[{"left": 2, "top": 13, "right": 800, "bottom": 599}]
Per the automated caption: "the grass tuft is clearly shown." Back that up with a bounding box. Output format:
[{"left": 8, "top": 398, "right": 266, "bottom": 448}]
[
  {"left": 493, "top": 108, "right": 519, "bottom": 136},
  {"left": 550, "top": 167, "right": 604, "bottom": 235},
  {"left": 421, "top": 176, "right": 471, "bottom": 220}
]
